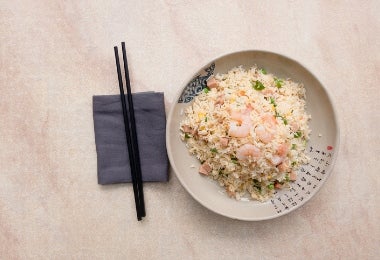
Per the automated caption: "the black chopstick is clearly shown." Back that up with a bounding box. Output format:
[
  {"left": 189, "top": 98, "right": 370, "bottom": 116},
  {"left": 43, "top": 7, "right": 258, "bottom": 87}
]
[
  {"left": 114, "top": 46, "right": 144, "bottom": 221},
  {"left": 121, "top": 42, "right": 146, "bottom": 217}
]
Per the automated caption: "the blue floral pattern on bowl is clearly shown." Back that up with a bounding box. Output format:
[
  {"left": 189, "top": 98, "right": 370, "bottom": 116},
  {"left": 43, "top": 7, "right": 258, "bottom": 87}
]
[{"left": 178, "top": 63, "right": 215, "bottom": 103}]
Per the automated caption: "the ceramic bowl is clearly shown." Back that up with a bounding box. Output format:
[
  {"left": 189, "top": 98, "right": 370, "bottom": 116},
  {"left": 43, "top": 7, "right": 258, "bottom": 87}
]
[{"left": 166, "top": 50, "right": 339, "bottom": 221}]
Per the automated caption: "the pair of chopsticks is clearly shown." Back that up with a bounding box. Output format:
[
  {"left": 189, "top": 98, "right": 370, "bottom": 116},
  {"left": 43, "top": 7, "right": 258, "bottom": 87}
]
[{"left": 114, "top": 42, "right": 145, "bottom": 221}]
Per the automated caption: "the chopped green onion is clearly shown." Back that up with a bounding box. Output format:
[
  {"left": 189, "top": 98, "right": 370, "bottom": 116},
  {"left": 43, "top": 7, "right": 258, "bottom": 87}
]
[
  {"left": 251, "top": 80, "right": 265, "bottom": 91},
  {"left": 267, "top": 183, "right": 274, "bottom": 190},
  {"left": 285, "top": 174, "right": 290, "bottom": 182},
  {"left": 291, "top": 161, "right": 297, "bottom": 166},
  {"left": 210, "top": 148, "right": 218, "bottom": 153},
  {"left": 185, "top": 133, "right": 190, "bottom": 139},
  {"left": 203, "top": 87, "right": 210, "bottom": 93},
  {"left": 231, "top": 156, "right": 238, "bottom": 164},
  {"left": 260, "top": 68, "right": 267, "bottom": 75},
  {"left": 291, "top": 144, "right": 297, "bottom": 150},
  {"left": 270, "top": 97, "right": 277, "bottom": 107},
  {"left": 294, "top": 131, "right": 302, "bottom": 138},
  {"left": 205, "top": 117, "right": 208, "bottom": 122},
  {"left": 274, "top": 78, "right": 284, "bottom": 88},
  {"left": 275, "top": 111, "right": 287, "bottom": 125}
]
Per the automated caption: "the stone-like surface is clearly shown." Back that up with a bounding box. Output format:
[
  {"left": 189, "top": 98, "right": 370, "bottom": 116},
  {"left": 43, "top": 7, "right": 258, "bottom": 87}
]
[{"left": 0, "top": 1, "right": 379, "bottom": 259}]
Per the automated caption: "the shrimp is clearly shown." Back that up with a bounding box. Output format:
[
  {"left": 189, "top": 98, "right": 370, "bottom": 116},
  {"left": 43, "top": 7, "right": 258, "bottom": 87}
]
[
  {"left": 270, "top": 155, "right": 283, "bottom": 166},
  {"left": 255, "top": 125, "right": 273, "bottom": 144},
  {"left": 262, "top": 113, "right": 277, "bottom": 127},
  {"left": 230, "top": 110, "right": 245, "bottom": 122},
  {"left": 228, "top": 109, "right": 252, "bottom": 138},
  {"left": 254, "top": 114, "right": 278, "bottom": 143},
  {"left": 236, "top": 144, "right": 261, "bottom": 161},
  {"left": 277, "top": 143, "right": 289, "bottom": 157},
  {"left": 270, "top": 144, "right": 289, "bottom": 166},
  {"left": 229, "top": 121, "right": 251, "bottom": 138},
  {"left": 230, "top": 105, "right": 253, "bottom": 121}
]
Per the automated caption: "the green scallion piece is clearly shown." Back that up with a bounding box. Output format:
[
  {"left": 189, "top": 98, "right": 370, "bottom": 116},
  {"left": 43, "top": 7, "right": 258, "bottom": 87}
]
[
  {"left": 274, "top": 78, "right": 284, "bottom": 88},
  {"left": 260, "top": 68, "right": 267, "bottom": 75},
  {"left": 294, "top": 131, "right": 302, "bottom": 138},
  {"left": 252, "top": 80, "right": 265, "bottom": 91},
  {"left": 203, "top": 87, "right": 210, "bottom": 93},
  {"left": 291, "top": 144, "right": 296, "bottom": 150},
  {"left": 268, "top": 184, "right": 274, "bottom": 190},
  {"left": 210, "top": 148, "right": 218, "bottom": 153},
  {"left": 270, "top": 97, "right": 277, "bottom": 107},
  {"left": 185, "top": 133, "right": 190, "bottom": 139}
]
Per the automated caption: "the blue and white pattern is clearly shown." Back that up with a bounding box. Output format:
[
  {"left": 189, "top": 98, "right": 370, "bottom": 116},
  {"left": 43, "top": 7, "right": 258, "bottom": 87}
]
[
  {"left": 178, "top": 63, "right": 215, "bottom": 103},
  {"left": 271, "top": 146, "right": 334, "bottom": 214}
]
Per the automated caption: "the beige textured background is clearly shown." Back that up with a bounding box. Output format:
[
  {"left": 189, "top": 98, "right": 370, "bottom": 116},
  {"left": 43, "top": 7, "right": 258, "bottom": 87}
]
[{"left": 1, "top": 1, "right": 379, "bottom": 259}]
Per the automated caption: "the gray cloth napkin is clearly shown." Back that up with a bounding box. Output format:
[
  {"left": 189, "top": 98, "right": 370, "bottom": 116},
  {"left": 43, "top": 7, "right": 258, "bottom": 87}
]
[{"left": 93, "top": 92, "right": 169, "bottom": 184}]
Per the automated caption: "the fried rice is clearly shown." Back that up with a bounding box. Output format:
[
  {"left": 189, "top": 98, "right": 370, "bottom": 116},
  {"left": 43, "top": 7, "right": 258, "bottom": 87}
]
[{"left": 180, "top": 66, "right": 311, "bottom": 201}]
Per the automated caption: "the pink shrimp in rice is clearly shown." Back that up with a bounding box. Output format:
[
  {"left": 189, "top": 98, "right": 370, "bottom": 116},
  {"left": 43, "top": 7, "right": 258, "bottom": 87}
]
[
  {"left": 228, "top": 108, "right": 253, "bottom": 138},
  {"left": 255, "top": 125, "right": 274, "bottom": 144},
  {"left": 236, "top": 144, "right": 261, "bottom": 161}
]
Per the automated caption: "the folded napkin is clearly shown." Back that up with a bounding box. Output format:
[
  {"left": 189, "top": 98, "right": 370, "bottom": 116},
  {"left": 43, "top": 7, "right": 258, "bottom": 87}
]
[{"left": 93, "top": 92, "right": 169, "bottom": 184}]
